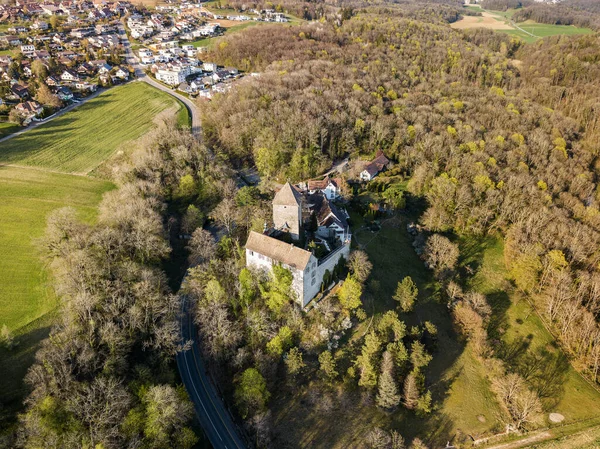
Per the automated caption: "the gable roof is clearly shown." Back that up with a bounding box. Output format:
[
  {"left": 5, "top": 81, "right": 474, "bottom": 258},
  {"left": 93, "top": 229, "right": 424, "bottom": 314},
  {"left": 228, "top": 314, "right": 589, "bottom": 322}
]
[
  {"left": 307, "top": 176, "right": 340, "bottom": 191},
  {"left": 273, "top": 182, "right": 302, "bottom": 207},
  {"left": 363, "top": 150, "right": 390, "bottom": 177},
  {"left": 246, "top": 231, "right": 312, "bottom": 270}
]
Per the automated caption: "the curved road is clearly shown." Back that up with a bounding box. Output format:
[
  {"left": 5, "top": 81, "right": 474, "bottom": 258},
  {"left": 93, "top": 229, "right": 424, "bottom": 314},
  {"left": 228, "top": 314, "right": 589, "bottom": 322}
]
[{"left": 119, "top": 24, "right": 247, "bottom": 449}]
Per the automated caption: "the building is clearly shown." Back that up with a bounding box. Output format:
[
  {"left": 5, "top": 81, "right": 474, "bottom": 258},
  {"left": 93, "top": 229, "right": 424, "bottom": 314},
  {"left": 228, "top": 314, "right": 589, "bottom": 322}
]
[
  {"left": 272, "top": 183, "right": 303, "bottom": 241},
  {"left": 301, "top": 176, "right": 342, "bottom": 200},
  {"left": 360, "top": 150, "right": 390, "bottom": 181},
  {"left": 15, "top": 100, "right": 43, "bottom": 118},
  {"left": 245, "top": 182, "right": 351, "bottom": 307},
  {"left": 155, "top": 65, "right": 190, "bottom": 85},
  {"left": 20, "top": 44, "right": 35, "bottom": 56}
]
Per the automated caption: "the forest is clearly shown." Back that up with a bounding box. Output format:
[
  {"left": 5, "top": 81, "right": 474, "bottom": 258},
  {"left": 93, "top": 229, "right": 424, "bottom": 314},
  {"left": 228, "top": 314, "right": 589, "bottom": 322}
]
[
  {"left": 198, "top": 4, "right": 600, "bottom": 445},
  {"left": 6, "top": 0, "right": 600, "bottom": 448}
]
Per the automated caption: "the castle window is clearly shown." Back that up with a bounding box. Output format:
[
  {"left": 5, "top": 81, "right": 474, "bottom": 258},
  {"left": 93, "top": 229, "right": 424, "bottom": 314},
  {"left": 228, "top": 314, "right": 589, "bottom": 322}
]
[
  {"left": 311, "top": 278, "right": 316, "bottom": 286},
  {"left": 249, "top": 250, "right": 254, "bottom": 256}
]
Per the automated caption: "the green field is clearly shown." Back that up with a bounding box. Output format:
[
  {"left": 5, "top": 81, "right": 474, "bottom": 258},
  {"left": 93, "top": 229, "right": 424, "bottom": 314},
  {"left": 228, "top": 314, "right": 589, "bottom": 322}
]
[
  {"left": 459, "top": 6, "right": 593, "bottom": 44},
  {"left": 499, "top": 21, "right": 593, "bottom": 43},
  {"left": 462, "top": 236, "right": 600, "bottom": 424},
  {"left": 0, "top": 122, "right": 19, "bottom": 138},
  {"left": 0, "top": 82, "right": 189, "bottom": 174},
  {"left": 0, "top": 166, "right": 114, "bottom": 413}
]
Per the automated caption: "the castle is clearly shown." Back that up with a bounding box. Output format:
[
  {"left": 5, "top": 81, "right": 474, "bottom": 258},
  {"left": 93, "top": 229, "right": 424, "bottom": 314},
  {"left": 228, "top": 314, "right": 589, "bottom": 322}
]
[{"left": 245, "top": 182, "right": 351, "bottom": 307}]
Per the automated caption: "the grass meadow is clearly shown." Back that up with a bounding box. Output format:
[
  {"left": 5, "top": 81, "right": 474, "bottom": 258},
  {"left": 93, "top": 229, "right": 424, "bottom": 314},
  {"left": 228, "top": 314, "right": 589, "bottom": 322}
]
[
  {"left": 0, "top": 166, "right": 114, "bottom": 416},
  {"left": 0, "top": 81, "right": 186, "bottom": 424},
  {"left": 0, "top": 82, "right": 189, "bottom": 174},
  {"left": 458, "top": 6, "right": 593, "bottom": 44},
  {"left": 461, "top": 236, "right": 600, "bottom": 425}
]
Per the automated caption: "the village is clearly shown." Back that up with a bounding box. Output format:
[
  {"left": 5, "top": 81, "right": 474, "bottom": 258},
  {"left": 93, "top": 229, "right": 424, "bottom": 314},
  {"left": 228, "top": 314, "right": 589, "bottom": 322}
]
[{"left": 0, "top": 0, "right": 284, "bottom": 126}]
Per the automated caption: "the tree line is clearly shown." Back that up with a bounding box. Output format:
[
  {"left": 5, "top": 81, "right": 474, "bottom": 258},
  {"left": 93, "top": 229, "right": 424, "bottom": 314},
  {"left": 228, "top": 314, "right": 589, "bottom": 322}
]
[{"left": 11, "top": 123, "right": 225, "bottom": 449}]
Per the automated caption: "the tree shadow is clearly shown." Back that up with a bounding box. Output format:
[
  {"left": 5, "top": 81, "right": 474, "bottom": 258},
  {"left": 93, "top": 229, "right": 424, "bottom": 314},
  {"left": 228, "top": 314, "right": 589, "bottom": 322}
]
[
  {"left": 513, "top": 348, "right": 569, "bottom": 410},
  {"left": 0, "top": 319, "right": 54, "bottom": 427}
]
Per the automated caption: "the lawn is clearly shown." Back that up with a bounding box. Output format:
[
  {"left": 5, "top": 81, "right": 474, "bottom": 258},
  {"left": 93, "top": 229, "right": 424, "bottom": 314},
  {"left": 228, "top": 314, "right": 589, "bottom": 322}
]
[
  {"left": 0, "top": 121, "right": 19, "bottom": 138},
  {"left": 0, "top": 82, "right": 189, "bottom": 174},
  {"left": 0, "top": 166, "right": 114, "bottom": 415},
  {"left": 461, "top": 236, "right": 600, "bottom": 425}
]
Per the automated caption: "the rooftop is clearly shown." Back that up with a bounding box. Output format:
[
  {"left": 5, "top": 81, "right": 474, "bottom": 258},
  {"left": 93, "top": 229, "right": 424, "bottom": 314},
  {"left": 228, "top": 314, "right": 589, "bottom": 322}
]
[{"left": 246, "top": 231, "right": 312, "bottom": 271}]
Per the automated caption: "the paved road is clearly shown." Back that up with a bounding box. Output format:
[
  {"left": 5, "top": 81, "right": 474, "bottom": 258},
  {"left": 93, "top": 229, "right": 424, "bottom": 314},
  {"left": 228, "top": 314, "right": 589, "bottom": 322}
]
[
  {"left": 118, "top": 23, "right": 247, "bottom": 449},
  {"left": 117, "top": 23, "right": 201, "bottom": 136},
  {"left": 177, "top": 296, "right": 246, "bottom": 449}
]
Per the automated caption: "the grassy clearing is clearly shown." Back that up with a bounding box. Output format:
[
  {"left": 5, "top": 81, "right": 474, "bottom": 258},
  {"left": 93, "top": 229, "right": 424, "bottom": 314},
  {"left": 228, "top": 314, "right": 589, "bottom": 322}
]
[
  {"left": 0, "top": 166, "right": 114, "bottom": 414},
  {"left": 458, "top": 6, "right": 593, "bottom": 43},
  {"left": 0, "top": 82, "right": 188, "bottom": 174},
  {"left": 498, "top": 21, "right": 593, "bottom": 43},
  {"left": 461, "top": 236, "right": 600, "bottom": 424},
  {"left": 270, "top": 193, "right": 504, "bottom": 448}
]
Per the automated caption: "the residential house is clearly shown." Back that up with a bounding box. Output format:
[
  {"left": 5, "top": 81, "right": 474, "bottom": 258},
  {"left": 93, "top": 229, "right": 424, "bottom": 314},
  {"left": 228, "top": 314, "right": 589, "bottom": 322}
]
[
  {"left": 360, "top": 150, "right": 390, "bottom": 181},
  {"left": 202, "top": 61, "right": 217, "bottom": 72},
  {"left": 61, "top": 68, "right": 80, "bottom": 82},
  {"left": 114, "top": 66, "right": 128, "bottom": 79},
  {"left": 32, "top": 20, "right": 49, "bottom": 30},
  {"left": 55, "top": 86, "right": 73, "bottom": 101},
  {"left": 46, "top": 75, "right": 60, "bottom": 86},
  {"left": 15, "top": 100, "right": 43, "bottom": 117},
  {"left": 10, "top": 83, "right": 29, "bottom": 100},
  {"left": 301, "top": 177, "right": 342, "bottom": 200}
]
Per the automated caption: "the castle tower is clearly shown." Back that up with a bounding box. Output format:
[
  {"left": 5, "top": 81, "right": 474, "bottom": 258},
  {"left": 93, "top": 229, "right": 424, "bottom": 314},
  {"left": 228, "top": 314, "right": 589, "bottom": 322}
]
[{"left": 273, "top": 182, "right": 302, "bottom": 241}]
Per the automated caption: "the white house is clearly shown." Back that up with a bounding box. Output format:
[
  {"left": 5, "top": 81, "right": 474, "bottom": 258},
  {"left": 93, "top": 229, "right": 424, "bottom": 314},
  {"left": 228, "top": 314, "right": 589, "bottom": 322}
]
[
  {"left": 61, "top": 69, "right": 80, "bottom": 82},
  {"left": 114, "top": 67, "right": 129, "bottom": 79},
  {"left": 303, "top": 177, "right": 342, "bottom": 200},
  {"left": 20, "top": 45, "right": 35, "bottom": 56},
  {"left": 360, "top": 151, "right": 390, "bottom": 182}
]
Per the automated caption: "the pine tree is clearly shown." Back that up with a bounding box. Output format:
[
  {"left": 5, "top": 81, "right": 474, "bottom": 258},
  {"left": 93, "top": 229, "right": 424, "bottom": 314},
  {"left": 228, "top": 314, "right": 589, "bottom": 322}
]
[
  {"left": 416, "top": 390, "right": 432, "bottom": 416},
  {"left": 393, "top": 276, "right": 418, "bottom": 312},
  {"left": 376, "top": 351, "right": 400, "bottom": 409},
  {"left": 318, "top": 351, "right": 338, "bottom": 382},
  {"left": 403, "top": 372, "right": 420, "bottom": 410}
]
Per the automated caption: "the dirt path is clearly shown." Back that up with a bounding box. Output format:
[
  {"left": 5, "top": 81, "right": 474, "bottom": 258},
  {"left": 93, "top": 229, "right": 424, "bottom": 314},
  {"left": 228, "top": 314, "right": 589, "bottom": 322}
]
[{"left": 483, "top": 432, "right": 552, "bottom": 449}]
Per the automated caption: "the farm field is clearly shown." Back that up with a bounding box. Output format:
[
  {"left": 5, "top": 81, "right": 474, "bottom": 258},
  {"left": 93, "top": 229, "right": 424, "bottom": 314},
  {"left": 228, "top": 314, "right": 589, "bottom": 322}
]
[
  {"left": 0, "top": 82, "right": 189, "bottom": 174},
  {"left": 452, "top": 7, "right": 593, "bottom": 43},
  {"left": 0, "top": 166, "right": 114, "bottom": 414}
]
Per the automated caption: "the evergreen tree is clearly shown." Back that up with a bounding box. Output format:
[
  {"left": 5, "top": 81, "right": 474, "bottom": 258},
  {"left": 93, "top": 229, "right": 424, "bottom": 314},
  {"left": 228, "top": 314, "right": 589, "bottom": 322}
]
[
  {"left": 318, "top": 350, "right": 338, "bottom": 382},
  {"left": 403, "top": 372, "right": 420, "bottom": 410},
  {"left": 393, "top": 276, "right": 418, "bottom": 312},
  {"left": 376, "top": 351, "right": 400, "bottom": 409}
]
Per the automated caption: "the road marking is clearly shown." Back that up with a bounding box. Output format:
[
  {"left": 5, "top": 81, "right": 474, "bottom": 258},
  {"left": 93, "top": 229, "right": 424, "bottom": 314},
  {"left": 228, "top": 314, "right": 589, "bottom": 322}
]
[
  {"left": 179, "top": 298, "right": 223, "bottom": 441},
  {"left": 188, "top": 310, "right": 244, "bottom": 448}
]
